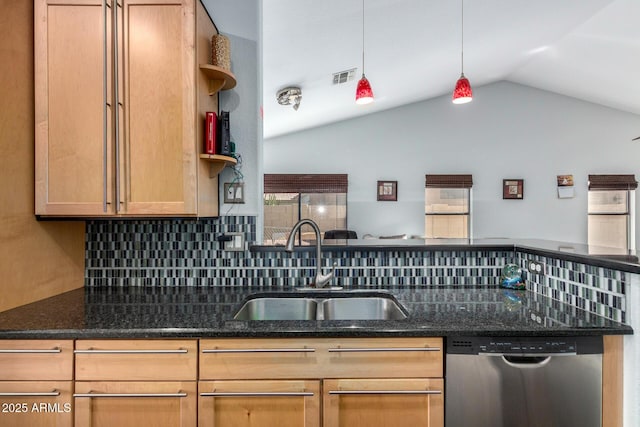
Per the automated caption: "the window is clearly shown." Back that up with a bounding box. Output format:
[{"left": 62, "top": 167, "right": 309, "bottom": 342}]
[
  {"left": 263, "top": 174, "right": 347, "bottom": 245},
  {"left": 588, "top": 174, "right": 637, "bottom": 252},
  {"left": 425, "top": 174, "right": 472, "bottom": 238}
]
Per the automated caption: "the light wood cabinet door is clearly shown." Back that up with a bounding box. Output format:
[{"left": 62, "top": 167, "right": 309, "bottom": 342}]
[
  {"left": 0, "top": 381, "right": 73, "bottom": 427},
  {"left": 74, "top": 381, "right": 196, "bottom": 427},
  {"left": 119, "top": 0, "right": 197, "bottom": 215},
  {"left": 323, "top": 378, "right": 444, "bottom": 427},
  {"left": 34, "top": 0, "right": 114, "bottom": 216},
  {"left": 198, "top": 380, "right": 320, "bottom": 427}
]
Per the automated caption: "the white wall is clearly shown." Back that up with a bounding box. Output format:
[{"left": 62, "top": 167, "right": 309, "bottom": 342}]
[
  {"left": 203, "top": 0, "right": 261, "bottom": 217},
  {"left": 265, "top": 81, "right": 640, "bottom": 244}
]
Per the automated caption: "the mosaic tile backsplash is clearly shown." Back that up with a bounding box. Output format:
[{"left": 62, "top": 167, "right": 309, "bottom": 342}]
[{"left": 85, "top": 216, "right": 629, "bottom": 322}]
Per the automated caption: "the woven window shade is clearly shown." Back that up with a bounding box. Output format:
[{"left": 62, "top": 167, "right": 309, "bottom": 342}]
[
  {"left": 588, "top": 174, "right": 638, "bottom": 190},
  {"left": 264, "top": 174, "right": 348, "bottom": 193},
  {"left": 425, "top": 174, "right": 473, "bottom": 188}
]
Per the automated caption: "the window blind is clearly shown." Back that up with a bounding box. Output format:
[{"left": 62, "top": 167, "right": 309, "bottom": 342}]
[
  {"left": 588, "top": 174, "right": 638, "bottom": 191},
  {"left": 425, "top": 174, "right": 473, "bottom": 188},
  {"left": 264, "top": 174, "right": 348, "bottom": 193}
]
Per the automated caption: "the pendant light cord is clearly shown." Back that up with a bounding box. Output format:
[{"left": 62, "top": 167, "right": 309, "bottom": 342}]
[
  {"left": 460, "top": 0, "right": 465, "bottom": 75},
  {"left": 362, "top": 0, "right": 366, "bottom": 75}
]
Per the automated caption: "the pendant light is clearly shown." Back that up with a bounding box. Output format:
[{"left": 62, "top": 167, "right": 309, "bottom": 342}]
[
  {"left": 452, "top": 0, "right": 473, "bottom": 104},
  {"left": 355, "top": 0, "right": 374, "bottom": 104}
]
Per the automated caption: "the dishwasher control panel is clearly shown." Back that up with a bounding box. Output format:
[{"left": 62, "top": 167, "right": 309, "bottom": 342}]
[
  {"left": 480, "top": 340, "right": 576, "bottom": 354},
  {"left": 447, "top": 336, "right": 603, "bottom": 355}
]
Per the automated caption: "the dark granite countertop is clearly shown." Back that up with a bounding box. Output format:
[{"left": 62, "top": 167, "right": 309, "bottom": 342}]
[{"left": 0, "top": 285, "right": 631, "bottom": 339}]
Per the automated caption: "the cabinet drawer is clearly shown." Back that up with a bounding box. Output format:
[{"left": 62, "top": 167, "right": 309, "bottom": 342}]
[
  {"left": 75, "top": 340, "right": 197, "bottom": 381},
  {"left": 0, "top": 381, "right": 73, "bottom": 427},
  {"left": 200, "top": 338, "right": 442, "bottom": 380},
  {"left": 0, "top": 340, "right": 73, "bottom": 380},
  {"left": 200, "top": 338, "right": 321, "bottom": 380},
  {"left": 322, "top": 337, "right": 443, "bottom": 379}
]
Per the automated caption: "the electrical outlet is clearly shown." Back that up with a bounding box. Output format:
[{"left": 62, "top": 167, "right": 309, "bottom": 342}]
[
  {"left": 224, "top": 182, "right": 244, "bottom": 204},
  {"left": 224, "top": 232, "right": 244, "bottom": 251},
  {"left": 526, "top": 260, "right": 546, "bottom": 276}
]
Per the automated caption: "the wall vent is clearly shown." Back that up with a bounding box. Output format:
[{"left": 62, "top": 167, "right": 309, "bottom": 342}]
[{"left": 332, "top": 68, "right": 356, "bottom": 85}]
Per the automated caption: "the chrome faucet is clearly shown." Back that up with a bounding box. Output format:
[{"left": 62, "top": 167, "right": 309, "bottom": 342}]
[{"left": 285, "top": 219, "right": 334, "bottom": 288}]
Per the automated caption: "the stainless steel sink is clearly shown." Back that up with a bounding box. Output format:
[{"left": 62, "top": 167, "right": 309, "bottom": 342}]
[
  {"left": 321, "top": 297, "right": 407, "bottom": 320},
  {"left": 233, "top": 297, "right": 317, "bottom": 320},
  {"left": 233, "top": 293, "right": 407, "bottom": 321}
]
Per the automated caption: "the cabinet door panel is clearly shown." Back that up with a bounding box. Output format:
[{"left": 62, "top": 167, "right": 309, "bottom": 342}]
[
  {"left": 198, "top": 380, "right": 320, "bottom": 427},
  {"left": 35, "top": 0, "right": 113, "bottom": 215},
  {"left": 0, "top": 381, "right": 72, "bottom": 427},
  {"left": 74, "top": 381, "right": 196, "bottom": 427},
  {"left": 121, "top": 0, "right": 196, "bottom": 215},
  {"left": 323, "top": 378, "right": 444, "bottom": 427}
]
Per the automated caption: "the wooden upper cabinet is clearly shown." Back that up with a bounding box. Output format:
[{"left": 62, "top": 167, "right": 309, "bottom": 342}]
[
  {"left": 35, "top": 0, "right": 113, "bottom": 216},
  {"left": 35, "top": 0, "right": 221, "bottom": 217}
]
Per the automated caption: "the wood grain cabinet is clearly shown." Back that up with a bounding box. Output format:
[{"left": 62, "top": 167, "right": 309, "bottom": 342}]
[
  {"left": 199, "top": 337, "right": 444, "bottom": 427},
  {"left": 0, "top": 340, "right": 74, "bottom": 427},
  {"left": 74, "top": 339, "right": 198, "bottom": 427},
  {"left": 35, "top": 0, "right": 226, "bottom": 217}
]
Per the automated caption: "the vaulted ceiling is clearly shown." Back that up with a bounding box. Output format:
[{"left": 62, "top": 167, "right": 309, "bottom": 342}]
[{"left": 260, "top": 0, "right": 640, "bottom": 139}]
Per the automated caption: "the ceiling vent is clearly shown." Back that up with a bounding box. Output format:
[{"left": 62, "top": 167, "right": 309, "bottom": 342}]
[{"left": 332, "top": 68, "right": 357, "bottom": 85}]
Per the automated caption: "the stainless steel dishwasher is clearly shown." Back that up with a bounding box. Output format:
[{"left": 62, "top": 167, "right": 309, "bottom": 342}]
[{"left": 446, "top": 336, "right": 603, "bottom": 427}]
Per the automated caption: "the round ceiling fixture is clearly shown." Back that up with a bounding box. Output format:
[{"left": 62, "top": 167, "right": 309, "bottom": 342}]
[{"left": 276, "top": 86, "right": 302, "bottom": 111}]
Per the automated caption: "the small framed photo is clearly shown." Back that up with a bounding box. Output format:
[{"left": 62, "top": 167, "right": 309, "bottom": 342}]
[
  {"left": 377, "top": 180, "right": 397, "bottom": 201},
  {"left": 503, "top": 179, "right": 524, "bottom": 199}
]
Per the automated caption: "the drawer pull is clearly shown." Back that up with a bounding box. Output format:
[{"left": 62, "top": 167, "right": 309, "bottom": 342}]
[
  {"left": 74, "top": 349, "right": 188, "bottom": 354},
  {"left": 329, "top": 390, "right": 442, "bottom": 395},
  {"left": 328, "top": 347, "right": 440, "bottom": 353},
  {"left": 74, "top": 392, "right": 187, "bottom": 398},
  {"left": 0, "top": 390, "right": 60, "bottom": 397},
  {"left": 0, "top": 348, "right": 61, "bottom": 354},
  {"left": 202, "top": 348, "right": 315, "bottom": 354},
  {"left": 201, "top": 392, "right": 314, "bottom": 397}
]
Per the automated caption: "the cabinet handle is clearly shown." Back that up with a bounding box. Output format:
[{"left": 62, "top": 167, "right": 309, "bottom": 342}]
[
  {"left": 329, "top": 390, "right": 442, "bottom": 395},
  {"left": 102, "top": 0, "right": 108, "bottom": 213},
  {"left": 328, "top": 347, "right": 440, "bottom": 353},
  {"left": 200, "top": 392, "right": 314, "bottom": 397},
  {"left": 74, "top": 392, "right": 187, "bottom": 398},
  {"left": 112, "top": 0, "right": 121, "bottom": 212},
  {"left": 202, "top": 348, "right": 315, "bottom": 354},
  {"left": 0, "top": 391, "right": 60, "bottom": 397},
  {"left": 74, "top": 349, "right": 188, "bottom": 354},
  {"left": 0, "top": 348, "right": 61, "bottom": 354}
]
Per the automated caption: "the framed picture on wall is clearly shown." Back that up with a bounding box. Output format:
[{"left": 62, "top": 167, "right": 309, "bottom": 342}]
[
  {"left": 503, "top": 179, "right": 524, "bottom": 199},
  {"left": 377, "top": 181, "right": 397, "bottom": 201}
]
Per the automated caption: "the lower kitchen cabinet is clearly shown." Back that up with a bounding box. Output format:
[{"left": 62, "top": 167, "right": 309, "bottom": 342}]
[
  {"left": 198, "top": 380, "right": 320, "bottom": 427},
  {"left": 0, "top": 381, "right": 72, "bottom": 427},
  {"left": 74, "top": 339, "right": 198, "bottom": 427},
  {"left": 323, "top": 378, "right": 444, "bottom": 427},
  {"left": 74, "top": 381, "right": 196, "bottom": 427},
  {"left": 0, "top": 340, "right": 74, "bottom": 427}
]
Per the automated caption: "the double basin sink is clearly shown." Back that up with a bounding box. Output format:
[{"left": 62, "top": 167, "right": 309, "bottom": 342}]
[{"left": 233, "top": 291, "right": 408, "bottom": 321}]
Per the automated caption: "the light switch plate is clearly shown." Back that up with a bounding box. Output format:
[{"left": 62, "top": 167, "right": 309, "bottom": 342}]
[
  {"left": 224, "top": 232, "right": 244, "bottom": 251},
  {"left": 224, "top": 182, "right": 245, "bottom": 203},
  {"left": 526, "top": 260, "right": 546, "bottom": 276}
]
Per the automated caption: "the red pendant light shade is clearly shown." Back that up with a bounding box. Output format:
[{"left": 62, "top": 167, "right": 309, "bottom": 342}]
[
  {"left": 452, "top": 73, "right": 472, "bottom": 104},
  {"left": 452, "top": 0, "right": 472, "bottom": 104},
  {"left": 356, "top": 75, "right": 374, "bottom": 105}
]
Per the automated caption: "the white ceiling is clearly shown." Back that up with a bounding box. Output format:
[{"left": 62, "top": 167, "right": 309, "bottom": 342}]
[{"left": 261, "top": 0, "right": 640, "bottom": 139}]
